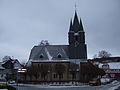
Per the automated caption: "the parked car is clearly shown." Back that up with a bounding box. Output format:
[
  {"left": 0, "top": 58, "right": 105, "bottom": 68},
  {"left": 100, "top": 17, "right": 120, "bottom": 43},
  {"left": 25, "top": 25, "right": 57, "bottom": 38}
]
[
  {"left": 100, "top": 78, "right": 113, "bottom": 85},
  {"left": 8, "top": 80, "right": 16, "bottom": 84},
  {"left": 89, "top": 78, "right": 101, "bottom": 86}
]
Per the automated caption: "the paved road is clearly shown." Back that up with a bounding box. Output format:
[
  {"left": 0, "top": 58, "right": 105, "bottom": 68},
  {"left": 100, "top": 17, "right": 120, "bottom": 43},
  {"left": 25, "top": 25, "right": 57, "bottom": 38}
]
[{"left": 14, "top": 82, "right": 120, "bottom": 90}]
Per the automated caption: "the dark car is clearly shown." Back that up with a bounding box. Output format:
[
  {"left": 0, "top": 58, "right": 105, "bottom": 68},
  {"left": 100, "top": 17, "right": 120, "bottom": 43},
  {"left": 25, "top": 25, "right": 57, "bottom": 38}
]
[{"left": 89, "top": 78, "right": 101, "bottom": 86}]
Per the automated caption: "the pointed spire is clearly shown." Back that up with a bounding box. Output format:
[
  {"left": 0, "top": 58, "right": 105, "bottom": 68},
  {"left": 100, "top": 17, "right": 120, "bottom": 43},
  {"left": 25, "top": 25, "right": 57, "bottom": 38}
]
[
  {"left": 79, "top": 18, "right": 84, "bottom": 31},
  {"left": 72, "top": 11, "right": 80, "bottom": 32},
  {"left": 69, "top": 19, "right": 73, "bottom": 31},
  {"left": 73, "top": 11, "right": 79, "bottom": 25}
]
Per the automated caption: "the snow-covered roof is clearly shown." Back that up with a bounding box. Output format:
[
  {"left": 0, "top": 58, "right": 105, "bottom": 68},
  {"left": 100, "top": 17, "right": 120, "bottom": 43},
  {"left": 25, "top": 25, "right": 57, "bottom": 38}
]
[
  {"left": 31, "top": 59, "right": 86, "bottom": 63},
  {"left": 108, "top": 62, "right": 120, "bottom": 69},
  {"left": 29, "top": 45, "right": 69, "bottom": 60},
  {"left": 13, "top": 60, "right": 22, "bottom": 69},
  {"left": 99, "top": 62, "right": 120, "bottom": 69},
  {"left": 32, "top": 60, "right": 70, "bottom": 63}
]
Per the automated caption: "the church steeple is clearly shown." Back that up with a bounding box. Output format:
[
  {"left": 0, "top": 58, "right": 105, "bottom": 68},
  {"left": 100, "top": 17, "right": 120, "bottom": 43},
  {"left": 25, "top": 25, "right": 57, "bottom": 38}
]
[
  {"left": 72, "top": 11, "right": 80, "bottom": 32},
  {"left": 69, "top": 11, "right": 85, "bottom": 44},
  {"left": 68, "top": 11, "right": 87, "bottom": 59},
  {"left": 69, "top": 11, "right": 84, "bottom": 33},
  {"left": 73, "top": 11, "right": 79, "bottom": 26}
]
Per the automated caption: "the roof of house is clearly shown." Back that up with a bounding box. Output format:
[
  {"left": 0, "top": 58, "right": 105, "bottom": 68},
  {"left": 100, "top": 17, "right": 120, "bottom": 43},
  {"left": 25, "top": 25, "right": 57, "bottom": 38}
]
[
  {"left": 29, "top": 45, "right": 69, "bottom": 60},
  {"left": 108, "top": 62, "right": 120, "bottom": 69},
  {"left": 2, "top": 59, "right": 22, "bottom": 69},
  {"left": 92, "top": 57, "right": 120, "bottom": 62},
  {"left": 99, "top": 62, "right": 120, "bottom": 69}
]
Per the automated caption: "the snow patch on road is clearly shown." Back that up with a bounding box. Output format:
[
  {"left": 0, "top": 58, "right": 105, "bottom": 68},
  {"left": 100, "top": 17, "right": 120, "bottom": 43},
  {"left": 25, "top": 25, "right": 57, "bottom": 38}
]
[
  {"left": 108, "top": 85, "right": 119, "bottom": 90},
  {"left": 108, "top": 80, "right": 120, "bottom": 90}
]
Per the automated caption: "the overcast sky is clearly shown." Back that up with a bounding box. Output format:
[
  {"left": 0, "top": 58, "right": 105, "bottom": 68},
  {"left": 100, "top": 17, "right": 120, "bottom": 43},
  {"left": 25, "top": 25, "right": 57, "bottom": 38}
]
[{"left": 0, "top": 0, "right": 120, "bottom": 62}]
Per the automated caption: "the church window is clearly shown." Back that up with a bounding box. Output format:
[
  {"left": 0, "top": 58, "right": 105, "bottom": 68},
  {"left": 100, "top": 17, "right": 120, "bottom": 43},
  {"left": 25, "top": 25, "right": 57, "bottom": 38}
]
[
  {"left": 40, "top": 54, "right": 44, "bottom": 58},
  {"left": 57, "top": 54, "right": 62, "bottom": 58}
]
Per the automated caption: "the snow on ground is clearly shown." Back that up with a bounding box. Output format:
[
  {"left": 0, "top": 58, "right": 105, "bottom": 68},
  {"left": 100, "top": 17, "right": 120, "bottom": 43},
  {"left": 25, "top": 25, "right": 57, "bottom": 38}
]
[
  {"left": 108, "top": 83, "right": 120, "bottom": 90},
  {"left": 106, "top": 80, "right": 120, "bottom": 90},
  {"left": 17, "top": 80, "right": 120, "bottom": 90},
  {"left": 18, "top": 83, "right": 89, "bottom": 88}
]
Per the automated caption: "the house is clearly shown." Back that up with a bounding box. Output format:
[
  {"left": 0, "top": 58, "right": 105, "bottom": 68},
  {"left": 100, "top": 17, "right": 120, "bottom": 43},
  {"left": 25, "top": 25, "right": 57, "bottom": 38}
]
[
  {"left": 80, "top": 62, "right": 105, "bottom": 83},
  {"left": 2, "top": 59, "right": 22, "bottom": 69},
  {"left": 2, "top": 58, "right": 22, "bottom": 81},
  {"left": 99, "top": 62, "right": 120, "bottom": 79}
]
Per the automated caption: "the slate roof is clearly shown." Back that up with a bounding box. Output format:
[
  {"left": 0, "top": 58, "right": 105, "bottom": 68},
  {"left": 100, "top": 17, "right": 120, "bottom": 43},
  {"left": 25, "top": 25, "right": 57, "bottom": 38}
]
[
  {"left": 29, "top": 45, "right": 69, "bottom": 60},
  {"left": 2, "top": 59, "right": 22, "bottom": 69}
]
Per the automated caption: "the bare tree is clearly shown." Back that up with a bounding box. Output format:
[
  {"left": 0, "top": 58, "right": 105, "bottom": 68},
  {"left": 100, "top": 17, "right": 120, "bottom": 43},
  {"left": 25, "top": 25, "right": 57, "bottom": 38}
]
[
  {"left": 98, "top": 50, "right": 111, "bottom": 58},
  {"left": 93, "top": 50, "right": 112, "bottom": 59}
]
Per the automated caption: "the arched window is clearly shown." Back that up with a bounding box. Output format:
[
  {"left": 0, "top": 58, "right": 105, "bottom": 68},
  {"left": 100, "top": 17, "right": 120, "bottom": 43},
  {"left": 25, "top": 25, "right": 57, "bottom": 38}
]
[
  {"left": 40, "top": 54, "right": 44, "bottom": 58},
  {"left": 57, "top": 54, "right": 62, "bottom": 58}
]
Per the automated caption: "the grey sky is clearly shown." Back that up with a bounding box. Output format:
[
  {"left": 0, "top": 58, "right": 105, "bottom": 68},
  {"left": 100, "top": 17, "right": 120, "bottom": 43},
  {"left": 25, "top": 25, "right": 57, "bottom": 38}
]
[{"left": 0, "top": 0, "right": 120, "bottom": 62}]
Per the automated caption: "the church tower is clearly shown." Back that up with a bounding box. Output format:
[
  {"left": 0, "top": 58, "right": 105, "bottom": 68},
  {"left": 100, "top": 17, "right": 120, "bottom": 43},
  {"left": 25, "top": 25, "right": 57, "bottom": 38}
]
[{"left": 68, "top": 11, "right": 87, "bottom": 59}]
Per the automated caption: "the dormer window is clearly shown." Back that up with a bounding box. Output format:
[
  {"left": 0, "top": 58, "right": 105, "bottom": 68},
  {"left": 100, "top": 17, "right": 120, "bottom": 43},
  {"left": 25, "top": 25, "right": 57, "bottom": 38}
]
[
  {"left": 40, "top": 54, "right": 44, "bottom": 58},
  {"left": 57, "top": 54, "right": 62, "bottom": 58}
]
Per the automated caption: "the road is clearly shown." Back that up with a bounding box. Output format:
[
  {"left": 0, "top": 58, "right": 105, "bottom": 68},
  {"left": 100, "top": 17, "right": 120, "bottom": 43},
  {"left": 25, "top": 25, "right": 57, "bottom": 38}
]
[{"left": 13, "top": 82, "right": 120, "bottom": 90}]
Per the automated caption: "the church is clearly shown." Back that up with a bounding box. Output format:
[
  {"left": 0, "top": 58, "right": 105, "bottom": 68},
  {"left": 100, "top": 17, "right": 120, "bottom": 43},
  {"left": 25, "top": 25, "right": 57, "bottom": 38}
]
[
  {"left": 24, "top": 11, "right": 89, "bottom": 83},
  {"left": 28, "top": 11, "right": 87, "bottom": 62}
]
